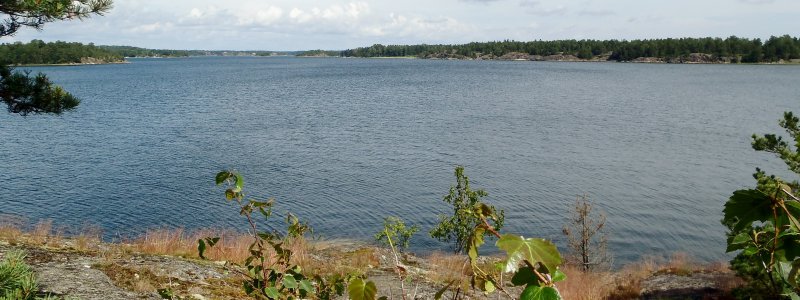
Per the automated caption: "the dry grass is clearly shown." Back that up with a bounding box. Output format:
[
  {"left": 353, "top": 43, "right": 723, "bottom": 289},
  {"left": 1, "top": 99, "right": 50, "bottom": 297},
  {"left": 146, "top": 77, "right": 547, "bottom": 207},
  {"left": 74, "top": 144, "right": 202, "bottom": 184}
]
[
  {"left": 557, "top": 265, "right": 615, "bottom": 300},
  {"left": 125, "top": 228, "right": 252, "bottom": 263},
  {"left": 75, "top": 224, "right": 103, "bottom": 252},
  {"left": 303, "top": 243, "right": 377, "bottom": 277},
  {"left": 604, "top": 255, "right": 665, "bottom": 299},
  {"left": 0, "top": 214, "right": 24, "bottom": 245},
  {"left": 30, "top": 219, "right": 53, "bottom": 245},
  {"left": 654, "top": 252, "right": 697, "bottom": 276},
  {"left": 427, "top": 252, "right": 471, "bottom": 288},
  {"left": 125, "top": 228, "right": 337, "bottom": 278}
]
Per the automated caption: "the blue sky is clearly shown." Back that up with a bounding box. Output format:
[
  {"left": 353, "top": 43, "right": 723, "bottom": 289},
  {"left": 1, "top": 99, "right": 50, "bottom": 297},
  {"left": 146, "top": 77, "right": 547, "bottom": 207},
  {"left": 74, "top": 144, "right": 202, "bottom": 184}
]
[{"left": 5, "top": 0, "right": 800, "bottom": 50}]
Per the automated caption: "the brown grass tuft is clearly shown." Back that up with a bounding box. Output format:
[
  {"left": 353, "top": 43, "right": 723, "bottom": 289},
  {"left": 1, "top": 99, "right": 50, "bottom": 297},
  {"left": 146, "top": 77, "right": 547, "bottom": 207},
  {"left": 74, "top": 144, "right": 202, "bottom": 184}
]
[
  {"left": 0, "top": 214, "right": 24, "bottom": 245},
  {"left": 557, "top": 265, "right": 615, "bottom": 300},
  {"left": 304, "top": 244, "right": 377, "bottom": 277},
  {"left": 125, "top": 228, "right": 321, "bottom": 270},
  {"left": 126, "top": 228, "right": 253, "bottom": 263},
  {"left": 654, "top": 252, "right": 697, "bottom": 276},
  {"left": 30, "top": 219, "right": 53, "bottom": 245},
  {"left": 426, "top": 252, "right": 471, "bottom": 289},
  {"left": 75, "top": 224, "right": 103, "bottom": 252}
]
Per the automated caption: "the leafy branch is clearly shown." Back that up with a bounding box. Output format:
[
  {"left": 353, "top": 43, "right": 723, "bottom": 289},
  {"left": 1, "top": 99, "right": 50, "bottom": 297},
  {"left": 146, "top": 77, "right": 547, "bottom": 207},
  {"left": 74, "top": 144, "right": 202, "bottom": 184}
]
[{"left": 724, "top": 111, "right": 800, "bottom": 298}]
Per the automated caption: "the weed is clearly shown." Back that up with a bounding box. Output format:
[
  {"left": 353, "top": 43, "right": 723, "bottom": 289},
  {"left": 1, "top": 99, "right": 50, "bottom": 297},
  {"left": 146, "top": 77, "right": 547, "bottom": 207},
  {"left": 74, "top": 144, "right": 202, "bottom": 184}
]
[{"left": 0, "top": 250, "right": 39, "bottom": 300}]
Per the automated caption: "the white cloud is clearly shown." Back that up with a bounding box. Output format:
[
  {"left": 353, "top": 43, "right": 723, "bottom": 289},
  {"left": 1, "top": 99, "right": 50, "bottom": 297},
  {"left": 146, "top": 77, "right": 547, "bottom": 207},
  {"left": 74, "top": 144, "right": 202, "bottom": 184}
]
[
  {"left": 129, "top": 22, "right": 174, "bottom": 33},
  {"left": 362, "top": 13, "right": 475, "bottom": 39},
  {"left": 4, "top": 0, "right": 799, "bottom": 50},
  {"left": 518, "top": 1, "right": 567, "bottom": 16},
  {"left": 236, "top": 6, "right": 284, "bottom": 26}
]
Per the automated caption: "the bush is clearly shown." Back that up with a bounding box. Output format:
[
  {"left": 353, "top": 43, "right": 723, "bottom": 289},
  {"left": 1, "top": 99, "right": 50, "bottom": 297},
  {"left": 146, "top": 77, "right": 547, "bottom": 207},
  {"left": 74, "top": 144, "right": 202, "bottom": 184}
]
[
  {"left": 0, "top": 250, "right": 39, "bottom": 300},
  {"left": 430, "top": 166, "right": 504, "bottom": 254}
]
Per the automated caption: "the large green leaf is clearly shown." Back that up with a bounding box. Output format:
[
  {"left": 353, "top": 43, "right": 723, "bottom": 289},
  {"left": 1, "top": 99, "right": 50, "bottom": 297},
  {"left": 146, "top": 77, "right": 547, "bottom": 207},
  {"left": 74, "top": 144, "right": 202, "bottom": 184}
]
[
  {"left": 348, "top": 278, "right": 377, "bottom": 300},
  {"left": 468, "top": 227, "right": 485, "bottom": 263},
  {"left": 777, "top": 233, "right": 800, "bottom": 261},
  {"left": 496, "top": 234, "right": 562, "bottom": 273},
  {"left": 551, "top": 269, "right": 567, "bottom": 283},
  {"left": 788, "top": 259, "right": 800, "bottom": 290},
  {"left": 511, "top": 266, "right": 539, "bottom": 286},
  {"left": 784, "top": 201, "right": 800, "bottom": 230},
  {"left": 215, "top": 171, "right": 233, "bottom": 185},
  {"left": 299, "top": 279, "right": 314, "bottom": 295},
  {"left": 726, "top": 231, "right": 753, "bottom": 252},
  {"left": 283, "top": 274, "right": 298, "bottom": 289},
  {"left": 519, "top": 285, "right": 562, "bottom": 300},
  {"left": 264, "top": 286, "right": 280, "bottom": 299},
  {"left": 724, "top": 189, "right": 773, "bottom": 233}
]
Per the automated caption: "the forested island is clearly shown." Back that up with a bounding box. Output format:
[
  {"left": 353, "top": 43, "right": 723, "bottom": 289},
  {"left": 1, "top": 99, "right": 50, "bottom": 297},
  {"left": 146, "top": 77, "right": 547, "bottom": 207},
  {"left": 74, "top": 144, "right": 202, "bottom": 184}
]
[
  {"left": 340, "top": 35, "right": 800, "bottom": 63},
  {"left": 100, "top": 46, "right": 301, "bottom": 58},
  {"left": 4, "top": 36, "right": 800, "bottom": 65},
  {"left": 0, "top": 40, "right": 303, "bottom": 65},
  {"left": 0, "top": 40, "right": 124, "bottom": 65},
  {"left": 296, "top": 49, "right": 342, "bottom": 57},
  {"left": 97, "top": 45, "right": 192, "bottom": 58}
]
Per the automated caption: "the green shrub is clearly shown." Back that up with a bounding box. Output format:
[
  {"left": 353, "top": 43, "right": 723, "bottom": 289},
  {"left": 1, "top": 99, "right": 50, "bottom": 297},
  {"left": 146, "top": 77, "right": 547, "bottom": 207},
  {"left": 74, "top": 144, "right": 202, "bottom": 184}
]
[
  {"left": 374, "top": 216, "right": 418, "bottom": 252},
  {"left": 430, "top": 166, "right": 504, "bottom": 254},
  {"left": 723, "top": 112, "right": 800, "bottom": 299},
  {"left": 0, "top": 250, "right": 38, "bottom": 300}
]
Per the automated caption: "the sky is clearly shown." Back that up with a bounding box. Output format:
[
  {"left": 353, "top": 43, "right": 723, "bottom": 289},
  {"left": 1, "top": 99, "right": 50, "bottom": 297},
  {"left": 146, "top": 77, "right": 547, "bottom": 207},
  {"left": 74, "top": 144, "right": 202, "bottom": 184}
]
[{"left": 5, "top": 0, "right": 800, "bottom": 51}]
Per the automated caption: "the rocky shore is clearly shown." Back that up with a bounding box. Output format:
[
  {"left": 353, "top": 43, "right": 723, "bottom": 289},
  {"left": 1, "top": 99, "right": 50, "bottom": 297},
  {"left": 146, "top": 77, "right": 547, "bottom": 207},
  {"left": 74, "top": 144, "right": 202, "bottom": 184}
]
[
  {"left": 415, "top": 51, "right": 800, "bottom": 64},
  {"left": 0, "top": 233, "right": 741, "bottom": 300}
]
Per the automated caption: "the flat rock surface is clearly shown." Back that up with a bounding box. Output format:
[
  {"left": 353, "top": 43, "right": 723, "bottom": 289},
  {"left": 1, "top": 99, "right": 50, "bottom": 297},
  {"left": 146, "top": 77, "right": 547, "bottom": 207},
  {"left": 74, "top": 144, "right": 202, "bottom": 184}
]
[{"left": 640, "top": 272, "right": 736, "bottom": 300}]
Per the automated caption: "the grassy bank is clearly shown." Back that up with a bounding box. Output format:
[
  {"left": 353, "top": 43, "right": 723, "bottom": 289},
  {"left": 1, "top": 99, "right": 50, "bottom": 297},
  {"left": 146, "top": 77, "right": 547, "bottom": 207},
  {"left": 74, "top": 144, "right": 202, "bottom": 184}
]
[{"left": 0, "top": 217, "right": 742, "bottom": 299}]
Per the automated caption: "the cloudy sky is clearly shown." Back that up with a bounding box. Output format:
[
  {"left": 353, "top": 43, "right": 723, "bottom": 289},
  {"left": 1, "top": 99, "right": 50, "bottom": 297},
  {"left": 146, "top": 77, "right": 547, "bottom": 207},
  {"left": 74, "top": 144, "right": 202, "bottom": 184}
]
[{"left": 5, "top": 0, "right": 800, "bottom": 50}]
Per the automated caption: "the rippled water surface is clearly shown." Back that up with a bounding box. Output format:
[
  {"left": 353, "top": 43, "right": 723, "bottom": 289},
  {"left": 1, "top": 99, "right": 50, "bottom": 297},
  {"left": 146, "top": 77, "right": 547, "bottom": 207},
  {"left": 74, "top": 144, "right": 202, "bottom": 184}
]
[{"left": 2, "top": 57, "right": 799, "bottom": 263}]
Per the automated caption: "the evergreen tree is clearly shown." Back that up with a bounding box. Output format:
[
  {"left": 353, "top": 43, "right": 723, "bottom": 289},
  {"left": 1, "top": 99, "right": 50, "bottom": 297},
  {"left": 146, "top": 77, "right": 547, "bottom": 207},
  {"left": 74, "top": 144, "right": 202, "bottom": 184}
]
[{"left": 1, "top": 0, "right": 112, "bottom": 115}]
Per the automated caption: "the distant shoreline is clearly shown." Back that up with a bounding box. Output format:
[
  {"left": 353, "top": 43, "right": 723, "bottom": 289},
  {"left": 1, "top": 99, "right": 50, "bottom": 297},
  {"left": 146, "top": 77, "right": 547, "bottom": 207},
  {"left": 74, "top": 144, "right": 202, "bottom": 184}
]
[
  {"left": 320, "top": 55, "right": 800, "bottom": 65},
  {"left": 13, "top": 61, "right": 129, "bottom": 67},
  {"left": 15, "top": 56, "right": 800, "bottom": 66}
]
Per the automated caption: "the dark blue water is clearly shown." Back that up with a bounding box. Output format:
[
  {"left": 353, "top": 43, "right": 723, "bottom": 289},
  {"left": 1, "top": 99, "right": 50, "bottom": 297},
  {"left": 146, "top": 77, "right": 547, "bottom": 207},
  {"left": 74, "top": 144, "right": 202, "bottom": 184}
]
[{"left": 1, "top": 56, "right": 798, "bottom": 264}]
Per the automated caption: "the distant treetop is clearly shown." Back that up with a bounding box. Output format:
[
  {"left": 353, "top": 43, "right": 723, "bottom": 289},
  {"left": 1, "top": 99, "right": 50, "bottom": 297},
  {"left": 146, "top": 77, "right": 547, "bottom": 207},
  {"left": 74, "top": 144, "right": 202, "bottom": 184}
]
[{"left": 340, "top": 35, "right": 800, "bottom": 63}]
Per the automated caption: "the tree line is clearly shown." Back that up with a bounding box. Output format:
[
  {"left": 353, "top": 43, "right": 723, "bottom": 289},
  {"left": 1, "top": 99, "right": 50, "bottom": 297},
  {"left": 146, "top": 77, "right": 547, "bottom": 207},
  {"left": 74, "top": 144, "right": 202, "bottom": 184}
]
[
  {"left": 0, "top": 39, "right": 123, "bottom": 65},
  {"left": 97, "top": 45, "right": 191, "bottom": 58},
  {"left": 340, "top": 35, "right": 800, "bottom": 63}
]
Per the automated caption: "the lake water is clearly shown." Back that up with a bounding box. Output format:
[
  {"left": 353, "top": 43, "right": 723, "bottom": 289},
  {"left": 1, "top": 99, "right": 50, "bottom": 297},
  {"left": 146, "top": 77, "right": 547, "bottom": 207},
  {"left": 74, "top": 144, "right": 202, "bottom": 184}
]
[{"left": 1, "top": 56, "right": 799, "bottom": 264}]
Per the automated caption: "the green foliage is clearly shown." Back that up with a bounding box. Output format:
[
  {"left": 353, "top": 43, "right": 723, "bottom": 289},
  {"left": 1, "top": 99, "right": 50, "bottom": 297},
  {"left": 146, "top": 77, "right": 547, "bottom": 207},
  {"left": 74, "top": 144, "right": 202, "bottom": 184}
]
[
  {"left": 374, "top": 216, "right": 418, "bottom": 251},
  {"left": 0, "top": 250, "right": 41, "bottom": 300},
  {"left": 462, "top": 202, "right": 565, "bottom": 300},
  {"left": 206, "top": 167, "right": 566, "bottom": 299},
  {"left": 203, "top": 170, "right": 344, "bottom": 300},
  {"left": 1, "top": 1, "right": 113, "bottom": 116},
  {"left": 427, "top": 173, "right": 564, "bottom": 300},
  {"left": 157, "top": 287, "right": 174, "bottom": 299},
  {"left": 752, "top": 112, "right": 800, "bottom": 175},
  {"left": 519, "top": 286, "right": 561, "bottom": 300},
  {"left": 430, "top": 166, "right": 504, "bottom": 254},
  {"left": 374, "top": 216, "right": 420, "bottom": 300},
  {"left": 496, "top": 234, "right": 562, "bottom": 274},
  {"left": 296, "top": 50, "right": 340, "bottom": 57},
  {"left": 0, "top": 66, "right": 79, "bottom": 115},
  {"left": 724, "top": 111, "right": 800, "bottom": 299},
  {"left": 98, "top": 45, "right": 190, "bottom": 58},
  {"left": 347, "top": 278, "right": 378, "bottom": 300},
  {"left": 340, "top": 35, "right": 800, "bottom": 63},
  {"left": 0, "top": 40, "right": 124, "bottom": 65}
]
